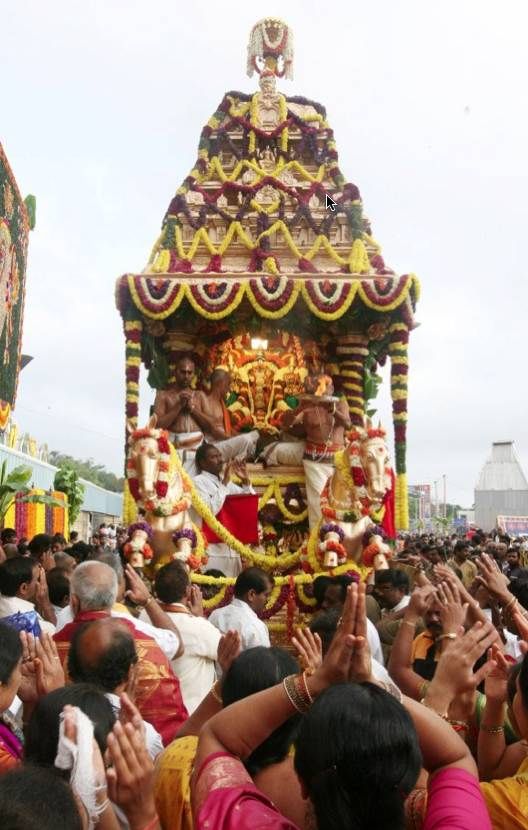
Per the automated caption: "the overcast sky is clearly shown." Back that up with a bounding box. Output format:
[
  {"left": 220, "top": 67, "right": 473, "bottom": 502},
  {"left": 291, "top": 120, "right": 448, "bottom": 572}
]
[{"left": 3, "top": 0, "right": 527, "bottom": 507}]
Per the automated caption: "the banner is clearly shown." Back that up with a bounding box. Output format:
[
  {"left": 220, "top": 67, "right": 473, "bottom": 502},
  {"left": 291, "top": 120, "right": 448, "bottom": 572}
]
[
  {"left": 497, "top": 516, "right": 528, "bottom": 537},
  {"left": 203, "top": 493, "right": 259, "bottom": 544},
  {"left": 0, "top": 143, "right": 30, "bottom": 429}
]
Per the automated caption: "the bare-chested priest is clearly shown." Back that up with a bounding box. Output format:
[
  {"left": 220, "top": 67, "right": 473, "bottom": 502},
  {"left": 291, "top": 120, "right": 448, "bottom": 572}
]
[
  {"left": 281, "top": 374, "right": 351, "bottom": 529},
  {"left": 154, "top": 359, "right": 258, "bottom": 473},
  {"left": 195, "top": 369, "right": 258, "bottom": 463}
]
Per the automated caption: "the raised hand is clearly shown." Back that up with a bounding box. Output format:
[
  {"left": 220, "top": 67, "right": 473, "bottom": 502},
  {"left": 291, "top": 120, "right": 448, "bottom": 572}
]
[
  {"left": 189, "top": 584, "right": 204, "bottom": 617},
  {"left": 292, "top": 627, "right": 323, "bottom": 673},
  {"left": 106, "top": 720, "right": 159, "bottom": 830},
  {"left": 425, "top": 621, "right": 499, "bottom": 712},
  {"left": 407, "top": 583, "right": 436, "bottom": 619},
  {"left": 118, "top": 692, "right": 146, "bottom": 741},
  {"left": 231, "top": 459, "right": 249, "bottom": 485},
  {"left": 217, "top": 630, "right": 242, "bottom": 674},
  {"left": 476, "top": 554, "right": 511, "bottom": 604},
  {"left": 18, "top": 631, "right": 65, "bottom": 703},
  {"left": 124, "top": 564, "right": 151, "bottom": 606},
  {"left": 484, "top": 646, "right": 513, "bottom": 705},
  {"left": 346, "top": 581, "right": 373, "bottom": 684},
  {"left": 309, "top": 582, "right": 373, "bottom": 697},
  {"left": 436, "top": 581, "right": 468, "bottom": 635}
]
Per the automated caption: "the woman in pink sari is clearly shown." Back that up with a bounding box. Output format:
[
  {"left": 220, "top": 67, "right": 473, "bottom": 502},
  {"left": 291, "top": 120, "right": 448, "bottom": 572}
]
[
  {"left": 192, "top": 583, "right": 493, "bottom": 830},
  {"left": 0, "top": 623, "right": 23, "bottom": 773}
]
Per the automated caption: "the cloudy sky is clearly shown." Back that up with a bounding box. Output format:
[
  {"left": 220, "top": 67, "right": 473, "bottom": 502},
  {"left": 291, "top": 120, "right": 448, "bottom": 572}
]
[{"left": 3, "top": 0, "right": 527, "bottom": 507}]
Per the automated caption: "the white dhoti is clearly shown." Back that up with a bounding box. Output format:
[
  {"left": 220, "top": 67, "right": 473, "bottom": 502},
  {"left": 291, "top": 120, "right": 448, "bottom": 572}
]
[
  {"left": 169, "top": 431, "right": 203, "bottom": 478},
  {"left": 261, "top": 439, "right": 305, "bottom": 467},
  {"left": 303, "top": 458, "right": 334, "bottom": 530},
  {"left": 204, "top": 543, "right": 242, "bottom": 578},
  {"left": 210, "top": 431, "right": 259, "bottom": 462}
]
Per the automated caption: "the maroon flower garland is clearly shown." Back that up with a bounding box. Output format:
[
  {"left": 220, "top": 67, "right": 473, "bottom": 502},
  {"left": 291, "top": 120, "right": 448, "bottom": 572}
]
[{"left": 260, "top": 584, "right": 289, "bottom": 620}]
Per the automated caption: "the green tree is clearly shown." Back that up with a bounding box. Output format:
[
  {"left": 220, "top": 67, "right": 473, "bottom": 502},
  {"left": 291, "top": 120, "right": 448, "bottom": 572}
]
[
  {"left": 48, "top": 452, "right": 124, "bottom": 493},
  {"left": 53, "top": 466, "right": 85, "bottom": 526},
  {"left": 0, "top": 462, "right": 62, "bottom": 528}
]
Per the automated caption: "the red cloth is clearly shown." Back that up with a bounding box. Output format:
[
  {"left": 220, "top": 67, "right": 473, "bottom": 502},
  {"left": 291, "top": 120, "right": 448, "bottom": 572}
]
[
  {"left": 381, "top": 468, "right": 396, "bottom": 539},
  {"left": 203, "top": 494, "right": 259, "bottom": 544},
  {"left": 54, "top": 610, "right": 188, "bottom": 745}
]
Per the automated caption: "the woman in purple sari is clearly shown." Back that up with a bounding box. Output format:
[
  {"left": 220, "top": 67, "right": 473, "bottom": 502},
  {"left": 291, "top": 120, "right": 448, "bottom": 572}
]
[{"left": 0, "top": 622, "right": 23, "bottom": 772}]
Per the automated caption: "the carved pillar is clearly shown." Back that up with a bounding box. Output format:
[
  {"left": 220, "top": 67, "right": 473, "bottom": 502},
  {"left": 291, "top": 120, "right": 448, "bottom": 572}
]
[
  {"left": 334, "top": 333, "right": 369, "bottom": 427},
  {"left": 123, "top": 317, "right": 142, "bottom": 525},
  {"left": 389, "top": 323, "right": 410, "bottom": 530}
]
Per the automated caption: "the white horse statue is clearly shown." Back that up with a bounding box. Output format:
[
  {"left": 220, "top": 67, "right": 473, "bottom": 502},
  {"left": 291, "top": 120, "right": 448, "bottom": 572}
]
[
  {"left": 315, "top": 421, "right": 394, "bottom": 570},
  {"left": 126, "top": 416, "right": 202, "bottom": 568}
]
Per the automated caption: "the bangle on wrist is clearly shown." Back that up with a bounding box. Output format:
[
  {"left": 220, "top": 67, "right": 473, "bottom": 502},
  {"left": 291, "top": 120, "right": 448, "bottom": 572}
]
[
  {"left": 283, "top": 673, "right": 312, "bottom": 714},
  {"left": 402, "top": 618, "right": 418, "bottom": 628},
  {"left": 142, "top": 595, "right": 155, "bottom": 608},
  {"left": 480, "top": 723, "right": 505, "bottom": 734},
  {"left": 437, "top": 632, "right": 457, "bottom": 642},
  {"left": 210, "top": 679, "right": 222, "bottom": 703}
]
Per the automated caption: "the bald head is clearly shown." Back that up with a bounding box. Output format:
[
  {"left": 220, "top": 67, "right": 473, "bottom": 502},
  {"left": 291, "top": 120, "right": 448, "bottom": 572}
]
[
  {"left": 70, "top": 561, "right": 118, "bottom": 611},
  {"left": 175, "top": 355, "right": 195, "bottom": 390},
  {"left": 68, "top": 618, "right": 137, "bottom": 693}
]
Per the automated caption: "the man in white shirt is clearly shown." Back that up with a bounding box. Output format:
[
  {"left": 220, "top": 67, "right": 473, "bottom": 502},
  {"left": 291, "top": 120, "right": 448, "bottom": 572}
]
[
  {"left": 148, "top": 560, "right": 221, "bottom": 714},
  {"left": 373, "top": 569, "right": 411, "bottom": 663},
  {"left": 67, "top": 617, "right": 163, "bottom": 760},
  {"left": 192, "top": 442, "right": 256, "bottom": 577},
  {"left": 209, "top": 567, "right": 272, "bottom": 650},
  {"left": 374, "top": 569, "right": 411, "bottom": 617},
  {"left": 0, "top": 556, "right": 56, "bottom": 634}
]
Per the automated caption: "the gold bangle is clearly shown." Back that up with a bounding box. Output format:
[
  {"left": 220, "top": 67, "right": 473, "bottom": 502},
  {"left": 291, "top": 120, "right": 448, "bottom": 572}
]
[
  {"left": 283, "top": 674, "right": 311, "bottom": 714},
  {"left": 437, "top": 633, "right": 457, "bottom": 642},
  {"left": 402, "top": 619, "right": 418, "bottom": 628},
  {"left": 210, "top": 680, "right": 222, "bottom": 703},
  {"left": 301, "top": 671, "right": 314, "bottom": 705},
  {"left": 480, "top": 723, "right": 505, "bottom": 734}
]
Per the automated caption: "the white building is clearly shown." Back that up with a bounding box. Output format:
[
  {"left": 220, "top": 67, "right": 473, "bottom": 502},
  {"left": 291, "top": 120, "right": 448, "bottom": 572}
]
[{"left": 474, "top": 441, "right": 528, "bottom": 531}]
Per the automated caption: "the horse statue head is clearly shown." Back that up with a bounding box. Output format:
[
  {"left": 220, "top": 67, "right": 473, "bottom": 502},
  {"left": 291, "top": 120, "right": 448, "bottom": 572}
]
[
  {"left": 126, "top": 415, "right": 187, "bottom": 517},
  {"left": 344, "top": 421, "right": 392, "bottom": 507},
  {"left": 126, "top": 416, "right": 205, "bottom": 569}
]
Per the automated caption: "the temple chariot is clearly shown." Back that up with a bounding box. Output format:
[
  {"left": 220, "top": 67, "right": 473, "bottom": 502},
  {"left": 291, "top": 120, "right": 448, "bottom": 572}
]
[{"left": 116, "top": 19, "right": 420, "bottom": 636}]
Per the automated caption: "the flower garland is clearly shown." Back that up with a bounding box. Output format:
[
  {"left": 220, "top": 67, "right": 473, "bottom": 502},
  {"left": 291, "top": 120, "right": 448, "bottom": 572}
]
[
  {"left": 191, "top": 566, "right": 369, "bottom": 615},
  {"left": 247, "top": 474, "right": 308, "bottom": 524},
  {"left": 124, "top": 319, "right": 142, "bottom": 431},
  {"left": 389, "top": 323, "right": 410, "bottom": 530},
  {"left": 295, "top": 581, "right": 317, "bottom": 612},
  {"left": 120, "top": 274, "right": 420, "bottom": 325}
]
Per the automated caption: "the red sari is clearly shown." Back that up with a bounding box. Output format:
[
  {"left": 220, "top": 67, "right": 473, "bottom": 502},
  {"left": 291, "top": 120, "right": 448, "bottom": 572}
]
[{"left": 54, "top": 610, "right": 187, "bottom": 745}]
